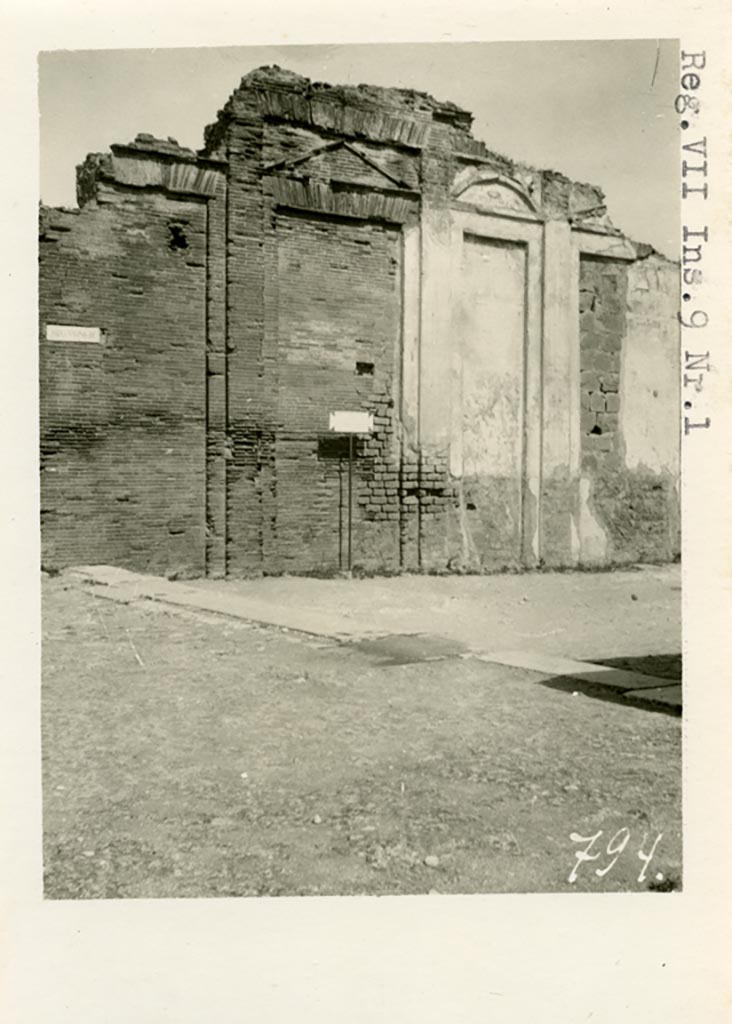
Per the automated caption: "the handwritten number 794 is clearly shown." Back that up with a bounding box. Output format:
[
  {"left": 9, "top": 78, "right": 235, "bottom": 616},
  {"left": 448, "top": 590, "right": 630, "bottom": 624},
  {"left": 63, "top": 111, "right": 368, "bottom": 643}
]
[{"left": 569, "top": 829, "right": 663, "bottom": 884}]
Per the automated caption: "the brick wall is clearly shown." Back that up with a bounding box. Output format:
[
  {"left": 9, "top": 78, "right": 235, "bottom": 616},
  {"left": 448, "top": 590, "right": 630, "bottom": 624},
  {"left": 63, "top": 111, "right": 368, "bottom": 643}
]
[
  {"left": 39, "top": 190, "right": 208, "bottom": 576},
  {"left": 274, "top": 211, "right": 402, "bottom": 572},
  {"left": 579, "top": 256, "right": 625, "bottom": 468},
  {"left": 579, "top": 255, "right": 679, "bottom": 563},
  {"left": 220, "top": 113, "right": 268, "bottom": 575},
  {"left": 39, "top": 67, "right": 680, "bottom": 577},
  {"left": 219, "top": 91, "right": 424, "bottom": 576}
]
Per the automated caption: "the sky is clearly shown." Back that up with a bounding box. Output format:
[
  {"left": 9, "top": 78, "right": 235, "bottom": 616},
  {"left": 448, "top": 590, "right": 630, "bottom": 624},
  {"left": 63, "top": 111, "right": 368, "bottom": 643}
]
[{"left": 38, "top": 40, "right": 679, "bottom": 257}]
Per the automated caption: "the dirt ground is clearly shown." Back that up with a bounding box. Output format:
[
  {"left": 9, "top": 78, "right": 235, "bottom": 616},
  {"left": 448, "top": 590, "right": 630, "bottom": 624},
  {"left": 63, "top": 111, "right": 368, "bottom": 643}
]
[{"left": 42, "top": 577, "right": 682, "bottom": 898}]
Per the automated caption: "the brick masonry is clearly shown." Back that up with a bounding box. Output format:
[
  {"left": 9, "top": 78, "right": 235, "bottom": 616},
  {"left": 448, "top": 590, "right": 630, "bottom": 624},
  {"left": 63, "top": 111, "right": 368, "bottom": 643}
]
[
  {"left": 40, "top": 188, "right": 210, "bottom": 577},
  {"left": 39, "top": 66, "right": 681, "bottom": 576},
  {"left": 579, "top": 256, "right": 680, "bottom": 563},
  {"left": 580, "top": 256, "right": 626, "bottom": 458}
]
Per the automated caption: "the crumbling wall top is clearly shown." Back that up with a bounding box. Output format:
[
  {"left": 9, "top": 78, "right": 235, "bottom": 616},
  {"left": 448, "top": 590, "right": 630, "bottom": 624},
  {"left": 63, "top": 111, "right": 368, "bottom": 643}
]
[
  {"left": 200, "top": 67, "right": 616, "bottom": 228},
  {"left": 49, "top": 66, "right": 664, "bottom": 248},
  {"left": 118, "top": 133, "right": 200, "bottom": 161},
  {"left": 201, "top": 65, "right": 476, "bottom": 156},
  {"left": 236, "top": 65, "right": 473, "bottom": 125}
]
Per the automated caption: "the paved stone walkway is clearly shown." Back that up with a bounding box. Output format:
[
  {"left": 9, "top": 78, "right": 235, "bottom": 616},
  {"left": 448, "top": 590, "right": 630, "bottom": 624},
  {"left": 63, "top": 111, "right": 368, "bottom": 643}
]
[{"left": 64, "top": 564, "right": 682, "bottom": 712}]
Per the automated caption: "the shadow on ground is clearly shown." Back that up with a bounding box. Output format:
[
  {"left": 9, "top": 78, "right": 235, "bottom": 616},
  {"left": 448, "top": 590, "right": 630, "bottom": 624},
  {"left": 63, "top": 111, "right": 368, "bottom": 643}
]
[
  {"left": 591, "top": 653, "right": 682, "bottom": 681},
  {"left": 349, "top": 637, "right": 682, "bottom": 715},
  {"left": 541, "top": 666, "right": 681, "bottom": 717}
]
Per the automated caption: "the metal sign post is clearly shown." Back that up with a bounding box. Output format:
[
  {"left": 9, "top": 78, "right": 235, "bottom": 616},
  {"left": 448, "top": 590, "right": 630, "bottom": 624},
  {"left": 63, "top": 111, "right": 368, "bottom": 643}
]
[
  {"left": 348, "top": 434, "right": 353, "bottom": 572},
  {"left": 329, "top": 411, "right": 374, "bottom": 573}
]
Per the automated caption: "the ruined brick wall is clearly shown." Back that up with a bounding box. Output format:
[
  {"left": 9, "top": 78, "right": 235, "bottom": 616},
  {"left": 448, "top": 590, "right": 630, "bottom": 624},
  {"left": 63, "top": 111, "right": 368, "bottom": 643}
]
[
  {"left": 39, "top": 190, "right": 208, "bottom": 575},
  {"left": 580, "top": 256, "right": 626, "bottom": 472},
  {"left": 211, "top": 70, "right": 430, "bottom": 575},
  {"left": 579, "top": 255, "right": 680, "bottom": 563},
  {"left": 39, "top": 66, "right": 680, "bottom": 577},
  {"left": 274, "top": 212, "right": 402, "bottom": 572}
]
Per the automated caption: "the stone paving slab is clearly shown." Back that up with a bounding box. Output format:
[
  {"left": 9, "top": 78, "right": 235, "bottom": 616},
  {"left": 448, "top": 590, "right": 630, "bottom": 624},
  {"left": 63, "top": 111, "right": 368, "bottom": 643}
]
[
  {"left": 472, "top": 649, "right": 681, "bottom": 710},
  {"left": 67, "top": 562, "right": 681, "bottom": 656},
  {"left": 473, "top": 650, "right": 677, "bottom": 691},
  {"left": 67, "top": 566, "right": 364, "bottom": 639},
  {"left": 188, "top": 564, "right": 681, "bottom": 662},
  {"left": 64, "top": 564, "right": 681, "bottom": 712}
]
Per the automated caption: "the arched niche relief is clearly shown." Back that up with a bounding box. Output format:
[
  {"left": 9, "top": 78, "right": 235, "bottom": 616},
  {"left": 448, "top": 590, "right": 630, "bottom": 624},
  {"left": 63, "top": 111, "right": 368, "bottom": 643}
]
[{"left": 451, "top": 169, "right": 540, "bottom": 219}]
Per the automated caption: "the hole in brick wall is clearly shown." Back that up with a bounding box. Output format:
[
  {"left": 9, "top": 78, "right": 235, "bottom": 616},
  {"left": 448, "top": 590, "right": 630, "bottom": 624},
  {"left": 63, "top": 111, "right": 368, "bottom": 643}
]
[
  {"left": 168, "top": 224, "right": 189, "bottom": 250},
  {"left": 356, "top": 361, "right": 374, "bottom": 376},
  {"left": 466, "top": 501, "right": 477, "bottom": 510},
  {"left": 590, "top": 425, "right": 603, "bottom": 435},
  {"left": 318, "top": 435, "right": 354, "bottom": 460}
]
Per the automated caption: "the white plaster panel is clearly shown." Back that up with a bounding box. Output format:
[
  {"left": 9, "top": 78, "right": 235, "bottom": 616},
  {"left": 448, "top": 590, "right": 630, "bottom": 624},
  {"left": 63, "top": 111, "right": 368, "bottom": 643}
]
[
  {"left": 458, "top": 235, "right": 526, "bottom": 479},
  {"left": 419, "top": 205, "right": 453, "bottom": 447},
  {"left": 621, "top": 258, "right": 681, "bottom": 474},
  {"left": 542, "top": 221, "right": 575, "bottom": 475},
  {"left": 578, "top": 477, "right": 609, "bottom": 563},
  {"left": 451, "top": 212, "right": 543, "bottom": 563}
]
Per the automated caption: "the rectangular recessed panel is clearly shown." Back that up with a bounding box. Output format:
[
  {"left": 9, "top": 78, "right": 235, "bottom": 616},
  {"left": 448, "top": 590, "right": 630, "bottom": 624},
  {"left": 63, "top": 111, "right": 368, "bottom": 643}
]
[{"left": 458, "top": 235, "right": 526, "bottom": 566}]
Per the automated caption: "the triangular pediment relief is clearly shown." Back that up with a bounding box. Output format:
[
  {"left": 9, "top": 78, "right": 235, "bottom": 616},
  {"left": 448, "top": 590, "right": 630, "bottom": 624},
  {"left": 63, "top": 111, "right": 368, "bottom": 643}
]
[
  {"left": 452, "top": 170, "right": 539, "bottom": 216},
  {"left": 264, "top": 140, "right": 411, "bottom": 191}
]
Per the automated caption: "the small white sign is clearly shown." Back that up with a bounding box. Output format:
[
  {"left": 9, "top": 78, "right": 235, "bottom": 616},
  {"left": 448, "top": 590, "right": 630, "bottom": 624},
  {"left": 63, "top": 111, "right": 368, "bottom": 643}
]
[
  {"left": 328, "top": 410, "right": 374, "bottom": 434},
  {"left": 46, "top": 324, "right": 102, "bottom": 344}
]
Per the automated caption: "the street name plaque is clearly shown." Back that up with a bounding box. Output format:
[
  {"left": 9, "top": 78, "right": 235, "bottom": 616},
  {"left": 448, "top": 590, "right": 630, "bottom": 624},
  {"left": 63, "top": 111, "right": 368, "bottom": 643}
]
[
  {"left": 46, "top": 325, "right": 102, "bottom": 344},
  {"left": 328, "top": 410, "right": 374, "bottom": 434}
]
